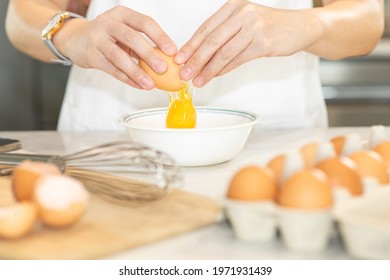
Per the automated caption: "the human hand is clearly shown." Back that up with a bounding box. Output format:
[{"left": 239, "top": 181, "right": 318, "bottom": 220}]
[
  {"left": 55, "top": 6, "right": 177, "bottom": 89},
  {"left": 175, "top": 0, "right": 321, "bottom": 87}
]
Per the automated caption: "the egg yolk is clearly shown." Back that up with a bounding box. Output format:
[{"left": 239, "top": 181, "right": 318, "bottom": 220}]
[{"left": 166, "top": 83, "right": 197, "bottom": 128}]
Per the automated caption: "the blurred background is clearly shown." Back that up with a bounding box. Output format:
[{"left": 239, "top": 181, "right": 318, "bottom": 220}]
[{"left": 1, "top": 0, "right": 389, "bottom": 130}]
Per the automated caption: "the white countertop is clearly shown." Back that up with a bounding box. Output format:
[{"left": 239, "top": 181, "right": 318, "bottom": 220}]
[{"left": 0, "top": 127, "right": 383, "bottom": 260}]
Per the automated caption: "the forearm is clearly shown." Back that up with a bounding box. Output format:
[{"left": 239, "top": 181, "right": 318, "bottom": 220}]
[
  {"left": 305, "top": 0, "right": 384, "bottom": 60},
  {"left": 5, "top": 0, "right": 74, "bottom": 62}
]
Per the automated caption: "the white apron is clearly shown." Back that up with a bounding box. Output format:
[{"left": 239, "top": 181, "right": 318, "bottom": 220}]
[{"left": 58, "top": 0, "right": 328, "bottom": 131}]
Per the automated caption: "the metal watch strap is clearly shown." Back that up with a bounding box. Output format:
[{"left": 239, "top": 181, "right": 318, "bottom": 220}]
[{"left": 43, "top": 11, "right": 84, "bottom": 66}]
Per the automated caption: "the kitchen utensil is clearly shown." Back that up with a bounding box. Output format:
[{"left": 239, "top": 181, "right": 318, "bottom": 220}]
[
  {"left": 120, "top": 107, "right": 260, "bottom": 166},
  {"left": 0, "top": 141, "right": 182, "bottom": 203}
]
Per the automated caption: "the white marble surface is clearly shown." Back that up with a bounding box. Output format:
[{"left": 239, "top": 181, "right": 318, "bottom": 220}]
[{"left": 0, "top": 127, "right": 385, "bottom": 260}]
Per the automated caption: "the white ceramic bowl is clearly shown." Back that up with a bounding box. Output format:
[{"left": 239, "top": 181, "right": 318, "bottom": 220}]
[{"left": 119, "top": 107, "right": 260, "bottom": 166}]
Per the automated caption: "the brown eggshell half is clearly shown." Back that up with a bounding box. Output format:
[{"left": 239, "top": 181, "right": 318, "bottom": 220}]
[
  {"left": 34, "top": 175, "right": 89, "bottom": 229},
  {"left": 12, "top": 160, "right": 61, "bottom": 201},
  {"left": 0, "top": 202, "right": 37, "bottom": 239}
]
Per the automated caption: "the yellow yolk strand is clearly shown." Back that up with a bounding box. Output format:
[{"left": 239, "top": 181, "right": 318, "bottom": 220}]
[{"left": 166, "top": 83, "right": 197, "bottom": 128}]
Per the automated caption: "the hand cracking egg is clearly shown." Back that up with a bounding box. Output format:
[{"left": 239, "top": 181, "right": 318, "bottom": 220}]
[{"left": 139, "top": 47, "right": 197, "bottom": 129}]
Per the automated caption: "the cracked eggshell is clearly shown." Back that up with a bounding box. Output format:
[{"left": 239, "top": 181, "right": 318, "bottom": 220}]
[
  {"left": 12, "top": 160, "right": 61, "bottom": 201},
  {"left": 34, "top": 175, "right": 89, "bottom": 229},
  {"left": 139, "top": 47, "right": 183, "bottom": 92},
  {"left": 0, "top": 202, "right": 37, "bottom": 240}
]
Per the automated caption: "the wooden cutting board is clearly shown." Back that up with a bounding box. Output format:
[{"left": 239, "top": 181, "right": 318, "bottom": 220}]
[{"left": 0, "top": 177, "right": 222, "bottom": 260}]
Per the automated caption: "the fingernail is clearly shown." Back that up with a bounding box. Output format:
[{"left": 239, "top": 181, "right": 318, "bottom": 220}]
[
  {"left": 162, "top": 44, "right": 176, "bottom": 56},
  {"left": 154, "top": 59, "right": 167, "bottom": 74},
  {"left": 193, "top": 76, "right": 204, "bottom": 87},
  {"left": 140, "top": 77, "right": 154, "bottom": 89},
  {"left": 180, "top": 66, "right": 192, "bottom": 80},
  {"left": 175, "top": 52, "right": 186, "bottom": 64}
]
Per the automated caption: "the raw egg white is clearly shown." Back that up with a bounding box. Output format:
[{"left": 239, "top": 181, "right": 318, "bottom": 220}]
[
  {"left": 34, "top": 175, "right": 89, "bottom": 228},
  {"left": 227, "top": 165, "right": 277, "bottom": 201},
  {"left": 166, "top": 83, "right": 197, "bottom": 128},
  {"left": 12, "top": 160, "right": 60, "bottom": 201},
  {"left": 278, "top": 169, "right": 333, "bottom": 209}
]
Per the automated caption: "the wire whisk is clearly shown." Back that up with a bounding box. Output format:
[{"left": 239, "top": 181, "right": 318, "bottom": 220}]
[{"left": 0, "top": 141, "right": 182, "bottom": 204}]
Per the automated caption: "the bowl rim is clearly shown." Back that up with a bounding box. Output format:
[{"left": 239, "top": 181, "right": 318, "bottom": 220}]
[{"left": 119, "top": 106, "right": 261, "bottom": 132}]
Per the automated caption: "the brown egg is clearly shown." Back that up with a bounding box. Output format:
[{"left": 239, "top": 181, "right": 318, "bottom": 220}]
[
  {"left": 0, "top": 202, "right": 37, "bottom": 239},
  {"left": 330, "top": 136, "right": 345, "bottom": 156},
  {"left": 373, "top": 141, "right": 390, "bottom": 168},
  {"left": 12, "top": 160, "right": 61, "bottom": 201},
  {"left": 34, "top": 175, "right": 89, "bottom": 228},
  {"left": 316, "top": 157, "right": 363, "bottom": 196},
  {"left": 267, "top": 154, "right": 285, "bottom": 182},
  {"left": 139, "top": 48, "right": 183, "bottom": 92},
  {"left": 300, "top": 142, "right": 318, "bottom": 168},
  {"left": 278, "top": 169, "right": 332, "bottom": 209},
  {"left": 348, "top": 150, "right": 389, "bottom": 185},
  {"left": 227, "top": 165, "right": 277, "bottom": 201}
]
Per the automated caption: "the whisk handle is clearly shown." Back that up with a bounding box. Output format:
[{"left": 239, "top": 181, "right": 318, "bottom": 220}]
[{"left": 0, "top": 153, "right": 65, "bottom": 172}]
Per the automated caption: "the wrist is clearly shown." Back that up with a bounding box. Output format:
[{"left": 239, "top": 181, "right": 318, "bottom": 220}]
[
  {"left": 52, "top": 17, "right": 88, "bottom": 63},
  {"left": 300, "top": 8, "right": 327, "bottom": 51}
]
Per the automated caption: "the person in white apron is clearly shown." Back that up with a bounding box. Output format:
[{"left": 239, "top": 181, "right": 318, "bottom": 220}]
[{"left": 6, "top": 0, "right": 384, "bottom": 131}]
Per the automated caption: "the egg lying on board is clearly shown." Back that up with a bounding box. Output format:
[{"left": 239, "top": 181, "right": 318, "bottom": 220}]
[
  {"left": 227, "top": 165, "right": 277, "bottom": 201},
  {"left": 12, "top": 160, "right": 60, "bottom": 201},
  {"left": 0, "top": 202, "right": 37, "bottom": 240},
  {"left": 139, "top": 47, "right": 183, "bottom": 92},
  {"left": 34, "top": 175, "right": 89, "bottom": 229}
]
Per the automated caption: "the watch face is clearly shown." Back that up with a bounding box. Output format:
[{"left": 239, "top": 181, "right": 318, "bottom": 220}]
[{"left": 42, "top": 13, "right": 68, "bottom": 39}]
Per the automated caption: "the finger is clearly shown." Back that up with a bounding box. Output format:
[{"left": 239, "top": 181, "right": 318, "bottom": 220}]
[
  {"left": 217, "top": 47, "right": 255, "bottom": 77},
  {"left": 179, "top": 15, "right": 242, "bottom": 81},
  {"left": 94, "top": 50, "right": 142, "bottom": 89},
  {"left": 109, "top": 24, "right": 168, "bottom": 74},
  {"left": 117, "top": 7, "right": 177, "bottom": 55},
  {"left": 175, "top": 0, "right": 240, "bottom": 65},
  {"left": 192, "top": 31, "right": 250, "bottom": 87},
  {"left": 97, "top": 40, "right": 154, "bottom": 89}
]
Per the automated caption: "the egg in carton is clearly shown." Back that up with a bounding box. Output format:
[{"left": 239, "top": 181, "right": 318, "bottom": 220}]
[{"left": 224, "top": 165, "right": 278, "bottom": 243}]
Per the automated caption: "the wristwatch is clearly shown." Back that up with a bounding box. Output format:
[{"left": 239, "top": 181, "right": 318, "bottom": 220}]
[{"left": 41, "top": 11, "right": 84, "bottom": 66}]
